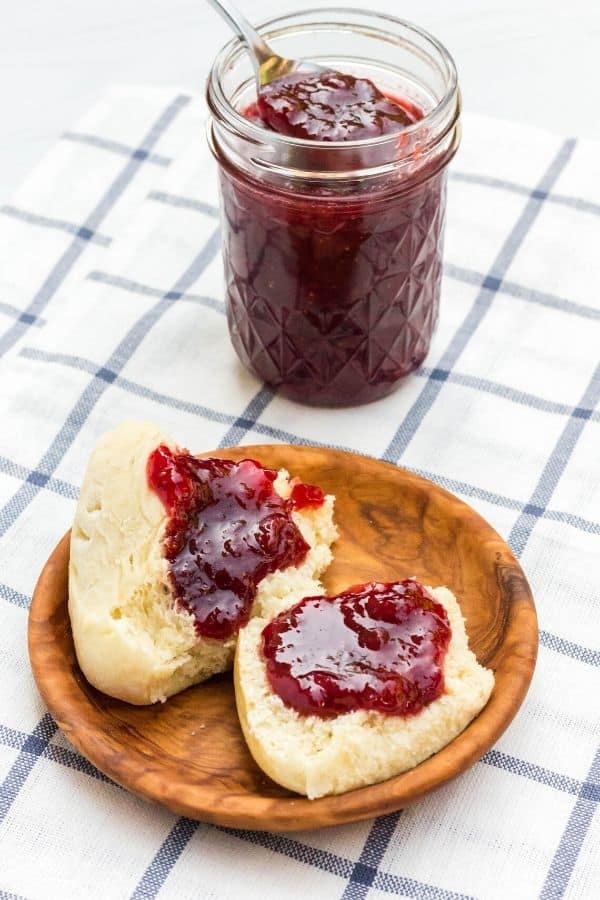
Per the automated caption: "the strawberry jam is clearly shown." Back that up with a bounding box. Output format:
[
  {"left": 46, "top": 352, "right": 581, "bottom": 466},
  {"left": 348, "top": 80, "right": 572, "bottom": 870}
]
[
  {"left": 147, "top": 445, "right": 312, "bottom": 639},
  {"left": 257, "top": 70, "right": 415, "bottom": 141},
  {"left": 290, "top": 481, "right": 325, "bottom": 510},
  {"left": 261, "top": 580, "right": 451, "bottom": 717}
]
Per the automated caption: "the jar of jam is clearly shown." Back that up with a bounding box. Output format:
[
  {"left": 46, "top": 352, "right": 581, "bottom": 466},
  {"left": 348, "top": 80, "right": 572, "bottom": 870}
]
[{"left": 207, "top": 9, "right": 460, "bottom": 406}]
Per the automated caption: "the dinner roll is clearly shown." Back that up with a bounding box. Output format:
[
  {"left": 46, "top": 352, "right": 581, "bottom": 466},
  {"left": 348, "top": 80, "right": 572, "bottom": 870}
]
[
  {"left": 69, "top": 421, "right": 337, "bottom": 705},
  {"left": 235, "top": 586, "right": 494, "bottom": 799}
]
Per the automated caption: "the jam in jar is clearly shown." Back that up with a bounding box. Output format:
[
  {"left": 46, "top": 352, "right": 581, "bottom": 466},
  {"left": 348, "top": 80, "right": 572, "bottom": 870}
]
[{"left": 207, "top": 11, "right": 460, "bottom": 406}]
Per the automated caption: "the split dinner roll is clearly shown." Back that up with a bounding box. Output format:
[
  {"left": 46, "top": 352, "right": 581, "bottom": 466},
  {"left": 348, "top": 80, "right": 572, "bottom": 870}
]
[
  {"left": 235, "top": 586, "right": 494, "bottom": 799},
  {"left": 68, "top": 421, "right": 338, "bottom": 705}
]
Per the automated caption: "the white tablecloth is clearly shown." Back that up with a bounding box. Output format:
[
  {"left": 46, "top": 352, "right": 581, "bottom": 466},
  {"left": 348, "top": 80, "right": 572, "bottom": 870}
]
[{"left": 0, "top": 85, "right": 598, "bottom": 900}]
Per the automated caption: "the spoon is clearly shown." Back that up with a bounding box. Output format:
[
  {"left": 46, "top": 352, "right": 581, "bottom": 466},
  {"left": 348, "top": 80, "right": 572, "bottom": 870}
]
[{"left": 205, "top": 0, "right": 325, "bottom": 86}]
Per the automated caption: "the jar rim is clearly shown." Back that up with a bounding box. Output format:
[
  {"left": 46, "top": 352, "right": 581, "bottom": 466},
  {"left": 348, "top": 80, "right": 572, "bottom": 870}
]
[{"left": 206, "top": 7, "right": 459, "bottom": 152}]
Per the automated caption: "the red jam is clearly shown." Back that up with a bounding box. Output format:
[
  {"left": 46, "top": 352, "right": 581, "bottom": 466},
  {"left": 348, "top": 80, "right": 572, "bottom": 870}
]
[
  {"left": 147, "top": 445, "right": 315, "bottom": 639},
  {"left": 219, "top": 68, "right": 449, "bottom": 406},
  {"left": 290, "top": 481, "right": 325, "bottom": 510},
  {"left": 261, "top": 580, "right": 451, "bottom": 717},
  {"left": 257, "top": 70, "right": 415, "bottom": 141}
]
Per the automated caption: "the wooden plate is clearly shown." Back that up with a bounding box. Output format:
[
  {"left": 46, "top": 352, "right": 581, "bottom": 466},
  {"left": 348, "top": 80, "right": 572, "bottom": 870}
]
[{"left": 28, "top": 444, "right": 537, "bottom": 831}]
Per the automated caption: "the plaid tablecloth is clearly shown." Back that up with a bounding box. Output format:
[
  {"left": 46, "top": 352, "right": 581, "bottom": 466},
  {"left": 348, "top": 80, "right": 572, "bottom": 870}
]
[{"left": 0, "top": 85, "right": 598, "bottom": 900}]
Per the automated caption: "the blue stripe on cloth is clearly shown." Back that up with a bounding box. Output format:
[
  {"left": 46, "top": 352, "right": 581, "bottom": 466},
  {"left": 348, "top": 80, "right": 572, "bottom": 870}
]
[
  {"left": 0, "top": 725, "right": 26, "bottom": 751},
  {"left": 445, "top": 263, "right": 600, "bottom": 321},
  {"left": 0, "top": 227, "right": 220, "bottom": 541},
  {"left": 219, "top": 826, "right": 354, "bottom": 877},
  {"left": 508, "top": 359, "right": 600, "bottom": 557},
  {"left": 417, "top": 367, "right": 599, "bottom": 422},
  {"left": 0, "top": 301, "right": 44, "bottom": 328},
  {"left": 372, "top": 870, "right": 475, "bottom": 900},
  {"left": 218, "top": 386, "right": 276, "bottom": 448},
  {"left": 0, "top": 722, "right": 111, "bottom": 785},
  {"left": 197, "top": 737, "right": 562, "bottom": 900},
  {"left": 18, "top": 347, "right": 323, "bottom": 449},
  {"left": 531, "top": 189, "right": 600, "bottom": 218},
  {"left": 62, "top": 131, "right": 172, "bottom": 166},
  {"left": 130, "top": 819, "right": 199, "bottom": 900},
  {"left": 408, "top": 466, "right": 523, "bottom": 511},
  {"left": 539, "top": 745, "right": 600, "bottom": 900},
  {"left": 340, "top": 813, "right": 401, "bottom": 900},
  {"left": 0, "top": 583, "right": 30, "bottom": 609},
  {"left": 0, "top": 453, "right": 78, "bottom": 500},
  {"left": 122, "top": 810, "right": 459, "bottom": 900},
  {"left": 86, "top": 270, "right": 225, "bottom": 314},
  {"left": 382, "top": 138, "right": 576, "bottom": 464},
  {"left": 482, "top": 750, "right": 582, "bottom": 796},
  {"left": 147, "top": 191, "right": 220, "bottom": 218},
  {"left": 542, "top": 507, "right": 600, "bottom": 536},
  {"left": 0, "top": 479, "right": 60, "bottom": 537},
  {"left": 19, "top": 346, "right": 242, "bottom": 430},
  {"left": 0, "top": 714, "right": 57, "bottom": 824},
  {"left": 0, "top": 205, "right": 111, "bottom": 246},
  {"left": 449, "top": 169, "right": 600, "bottom": 217},
  {"left": 408, "top": 466, "right": 600, "bottom": 538},
  {"left": 0, "top": 454, "right": 41, "bottom": 483},
  {"left": 539, "top": 630, "right": 600, "bottom": 667},
  {"left": 353, "top": 813, "right": 402, "bottom": 870},
  {"left": 0, "top": 94, "right": 190, "bottom": 359},
  {"left": 219, "top": 825, "right": 472, "bottom": 899},
  {"left": 43, "top": 742, "right": 112, "bottom": 784}
]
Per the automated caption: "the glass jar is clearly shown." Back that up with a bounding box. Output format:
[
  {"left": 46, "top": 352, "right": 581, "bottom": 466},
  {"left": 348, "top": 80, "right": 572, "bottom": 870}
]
[{"left": 207, "top": 9, "right": 460, "bottom": 407}]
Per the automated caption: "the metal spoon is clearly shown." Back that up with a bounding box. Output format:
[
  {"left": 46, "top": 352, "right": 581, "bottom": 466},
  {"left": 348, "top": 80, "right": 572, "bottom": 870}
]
[{"left": 204, "top": 0, "right": 325, "bottom": 86}]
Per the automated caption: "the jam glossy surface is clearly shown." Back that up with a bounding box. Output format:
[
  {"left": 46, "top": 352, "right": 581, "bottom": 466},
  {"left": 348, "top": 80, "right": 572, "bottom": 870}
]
[
  {"left": 219, "top": 69, "right": 447, "bottom": 406},
  {"left": 147, "top": 445, "right": 311, "bottom": 639},
  {"left": 290, "top": 481, "right": 325, "bottom": 510},
  {"left": 261, "top": 580, "right": 451, "bottom": 717},
  {"left": 257, "top": 70, "right": 415, "bottom": 142}
]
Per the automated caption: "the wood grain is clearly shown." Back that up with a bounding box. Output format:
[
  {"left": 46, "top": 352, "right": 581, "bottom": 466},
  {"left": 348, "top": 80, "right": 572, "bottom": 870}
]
[{"left": 28, "top": 444, "right": 537, "bottom": 831}]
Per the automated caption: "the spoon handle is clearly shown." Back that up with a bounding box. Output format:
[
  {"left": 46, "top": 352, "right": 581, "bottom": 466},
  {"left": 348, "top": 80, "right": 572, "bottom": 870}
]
[{"left": 204, "top": 0, "right": 273, "bottom": 72}]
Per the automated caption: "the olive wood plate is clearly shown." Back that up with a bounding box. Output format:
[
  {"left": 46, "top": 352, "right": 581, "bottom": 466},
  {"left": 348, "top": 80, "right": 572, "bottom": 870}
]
[{"left": 28, "top": 444, "right": 537, "bottom": 831}]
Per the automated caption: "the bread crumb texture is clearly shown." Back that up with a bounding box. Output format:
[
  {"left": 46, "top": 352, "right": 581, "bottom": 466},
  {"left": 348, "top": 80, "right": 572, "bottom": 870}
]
[
  {"left": 68, "top": 422, "right": 338, "bottom": 705},
  {"left": 235, "top": 586, "right": 495, "bottom": 799}
]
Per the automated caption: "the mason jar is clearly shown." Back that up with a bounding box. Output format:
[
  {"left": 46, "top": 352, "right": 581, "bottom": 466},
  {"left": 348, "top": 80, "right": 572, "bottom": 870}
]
[{"left": 207, "top": 9, "right": 460, "bottom": 406}]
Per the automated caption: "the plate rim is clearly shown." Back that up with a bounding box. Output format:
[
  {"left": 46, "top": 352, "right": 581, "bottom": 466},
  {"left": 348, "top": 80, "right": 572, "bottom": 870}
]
[{"left": 28, "top": 443, "right": 538, "bottom": 831}]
